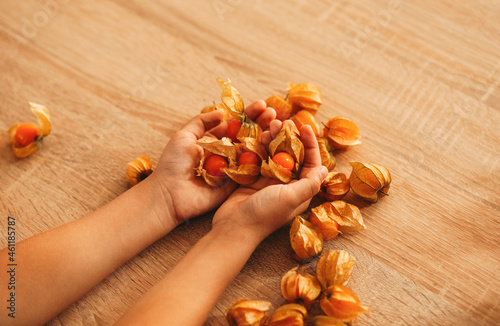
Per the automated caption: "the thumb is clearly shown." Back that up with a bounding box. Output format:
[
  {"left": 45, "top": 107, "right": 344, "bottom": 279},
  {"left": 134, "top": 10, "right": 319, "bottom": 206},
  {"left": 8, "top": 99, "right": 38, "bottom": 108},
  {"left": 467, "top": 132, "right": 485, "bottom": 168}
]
[
  {"left": 181, "top": 109, "right": 225, "bottom": 139},
  {"left": 287, "top": 165, "right": 328, "bottom": 206}
]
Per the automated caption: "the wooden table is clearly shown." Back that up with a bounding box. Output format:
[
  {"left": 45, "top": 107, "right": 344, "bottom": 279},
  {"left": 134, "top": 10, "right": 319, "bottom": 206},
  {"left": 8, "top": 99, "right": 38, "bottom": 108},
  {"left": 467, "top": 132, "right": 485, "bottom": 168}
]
[{"left": 1, "top": 1, "right": 499, "bottom": 325}]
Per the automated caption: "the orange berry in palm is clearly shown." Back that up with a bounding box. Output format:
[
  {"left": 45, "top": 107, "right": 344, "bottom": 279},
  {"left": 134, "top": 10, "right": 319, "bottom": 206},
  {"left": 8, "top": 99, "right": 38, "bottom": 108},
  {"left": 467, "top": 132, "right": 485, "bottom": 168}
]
[
  {"left": 204, "top": 155, "right": 228, "bottom": 177},
  {"left": 238, "top": 152, "right": 260, "bottom": 165},
  {"left": 272, "top": 152, "right": 295, "bottom": 171}
]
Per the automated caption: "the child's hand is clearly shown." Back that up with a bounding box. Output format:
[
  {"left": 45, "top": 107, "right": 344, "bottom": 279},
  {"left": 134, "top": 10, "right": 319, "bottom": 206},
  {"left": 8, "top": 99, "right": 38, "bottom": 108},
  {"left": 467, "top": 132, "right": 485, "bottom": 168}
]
[
  {"left": 211, "top": 120, "right": 328, "bottom": 245},
  {"left": 150, "top": 100, "right": 276, "bottom": 228}
]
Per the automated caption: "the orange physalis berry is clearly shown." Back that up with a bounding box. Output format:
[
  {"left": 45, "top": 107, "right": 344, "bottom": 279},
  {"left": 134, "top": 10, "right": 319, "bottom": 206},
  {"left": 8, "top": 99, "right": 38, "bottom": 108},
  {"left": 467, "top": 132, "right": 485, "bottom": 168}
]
[
  {"left": 15, "top": 123, "right": 40, "bottom": 147},
  {"left": 204, "top": 155, "right": 228, "bottom": 177},
  {"left": 272, "top": 152, "right": 295, "bottom": 171}
]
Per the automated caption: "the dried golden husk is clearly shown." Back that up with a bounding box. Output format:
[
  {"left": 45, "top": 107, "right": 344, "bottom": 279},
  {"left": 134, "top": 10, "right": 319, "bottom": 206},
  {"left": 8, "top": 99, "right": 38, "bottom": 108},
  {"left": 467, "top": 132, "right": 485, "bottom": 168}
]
[
  {"left": 318, "top": 172, "right": 349, "bottom": 202},
  {"left": 309, "top": 204, "right": 340, "bottom": 241},
  {"left": 8, "top": 102, "right": 51, "bottom": 158},
  {"left": 223, "top": 163, "right": 260, "bottom": 185},
  {"left": 238, "top": 138, "right": 268, "bottom": 162},
  {"left": 310, "top": 201, "right": 365, "bottom": 235},
  {"left": 280, "top": 266, "right": 322, "bottom": 308},
  {"left": 197, "top": 136, "right": 237, "bottom": 161},
  {"left": 287, "top": 82, "right": 322, "bottom": 115},
  {"left": 320, "top": 285, "right": 369, "bottom": 322},
  {"left": 266, "top": 95, "right": 292, "bottom": 121},
  {"left": 267, "top": 303, "right": 308, "bottom": 326},
  {"left": 311, "top": 315, "right": 348, "bottom": 326},
  {"left": 222, "top": 139, "right": 267, "bottom": 185},
  {"left": 260, "top": 158, "right": 295, "bottom": 183},
  {"left": 216, "top": 77, "right": 244, "bottom": 118},
  {"left": 225, "top": 298, "right": 272, "bottom": 326},
  {"left": 126, "top": 155, "right": 153, "bottom": 187},
  {"left": 196, "top": 152, "right": 228, "bottom": 187},
  {"left": 236, "top": 116, "right": 263, "bottom": 142},
  {"left": 323, "top": 116, "right": 361, "bottom": 149},
  {"left": 316, "top": 250, "right": 355, "bottom": 289},
  {"left": 290, "top": 110, "right": 320, "bottom": 136},
  {"left": 261, "top": 123, "right": 304, "bottom": 183},
  {"left": 196, "top": 136, "right": 235, "bottom": 186},
  {"left": 290, "top": 216, "right": 324, "bottom": 261},
  {"left": 268, "top": 123, "right": 304, "bottom": 172},
  {"left": 349, "top": 162, "right": 391, "bottom": 203},
  {"left": 317, "top": 137, "right": 336, "bottom": 171},
  {"left": 201, "top": 103, "right": 230, "bottom": 120}
]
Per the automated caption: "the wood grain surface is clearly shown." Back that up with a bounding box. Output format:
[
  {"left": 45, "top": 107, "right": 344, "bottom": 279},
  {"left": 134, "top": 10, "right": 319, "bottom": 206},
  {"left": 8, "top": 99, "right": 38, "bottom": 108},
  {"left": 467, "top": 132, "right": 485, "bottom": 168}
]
[{"left": 1, "top": 0, "right": 499, "bottom": 325}]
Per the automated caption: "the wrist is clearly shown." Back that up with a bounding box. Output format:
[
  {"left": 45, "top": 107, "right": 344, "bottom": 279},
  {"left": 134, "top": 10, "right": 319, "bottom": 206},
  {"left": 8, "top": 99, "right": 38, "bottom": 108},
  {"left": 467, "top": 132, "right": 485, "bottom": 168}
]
[
  {"left": 210, "top": 221, "right": 265, "bottom": 250},
  {"left": 133, "top": 174, "right": 180, "bottom": 235}
]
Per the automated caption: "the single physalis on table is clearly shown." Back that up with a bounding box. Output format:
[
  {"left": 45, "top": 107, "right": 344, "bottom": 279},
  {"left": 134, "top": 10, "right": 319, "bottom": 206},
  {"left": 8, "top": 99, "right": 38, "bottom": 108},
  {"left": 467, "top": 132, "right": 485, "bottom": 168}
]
[{"left": 8, "top": 102, "right": 51, "bottom": 158}]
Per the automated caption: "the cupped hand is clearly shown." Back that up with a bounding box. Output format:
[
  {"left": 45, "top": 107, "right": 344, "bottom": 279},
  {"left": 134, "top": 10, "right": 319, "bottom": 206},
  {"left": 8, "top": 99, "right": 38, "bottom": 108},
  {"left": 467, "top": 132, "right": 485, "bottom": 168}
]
[
  {"left": 212, "top": 120, "right": 328, "bottom": 245},
  {"left": 150, "top": 100, "right": 276, "bottom": 228}
]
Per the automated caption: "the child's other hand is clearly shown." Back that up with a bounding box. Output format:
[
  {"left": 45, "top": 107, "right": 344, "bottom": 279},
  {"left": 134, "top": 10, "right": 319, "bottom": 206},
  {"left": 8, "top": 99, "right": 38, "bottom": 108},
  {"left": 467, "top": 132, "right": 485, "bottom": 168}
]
[
  {"left": 151, "top": 100, "right": 276, "bottom": 228},
  {"left": 211, "top": 120, "right": 328, "bottom": 245}
]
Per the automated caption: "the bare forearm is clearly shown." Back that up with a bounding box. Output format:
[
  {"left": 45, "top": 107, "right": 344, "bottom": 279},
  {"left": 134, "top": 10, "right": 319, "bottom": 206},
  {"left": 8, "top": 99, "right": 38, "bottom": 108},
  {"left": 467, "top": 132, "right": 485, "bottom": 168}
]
[
  {"left": 115, "top": 225, "right": 259, "bottom": 326},
  {"left": 0, "top": 177, "right": 176, "bottom": 325}
]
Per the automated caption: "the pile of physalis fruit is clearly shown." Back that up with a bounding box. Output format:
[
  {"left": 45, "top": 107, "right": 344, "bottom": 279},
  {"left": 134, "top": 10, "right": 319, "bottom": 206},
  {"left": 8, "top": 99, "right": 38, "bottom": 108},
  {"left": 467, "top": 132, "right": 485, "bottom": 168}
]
[
  {"left": 199, "top": 79, "right": 391, "bottom": 326},
  {"left": 126, "top": 78, "right": 392, "bottom": 325}
]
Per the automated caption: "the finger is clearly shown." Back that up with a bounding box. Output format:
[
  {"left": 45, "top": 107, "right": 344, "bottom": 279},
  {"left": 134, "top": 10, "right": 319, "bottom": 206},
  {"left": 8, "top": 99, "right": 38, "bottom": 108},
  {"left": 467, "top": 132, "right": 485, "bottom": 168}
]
[
  {"left": 269, "top": 119, "right": 283, "bottom": 138},
  {"left": 254, "top": 107, "right": 276, "bottom": 130},
  {"left": 261, "top": 130, "right": 272, "bottom": 148},
  {"left": 244, "top": 100, "right": 267, "bottom": 120},
  {"left": 182, "top": 109, "right": 225, "bottom": 139},
  {"left": 286, "top": 165, "right": 328, "bottom": 206},
  {"left": 206, "top": 119, "right": 228, "bottom": 139},
  {"left": 299, "top": 125, "right": 322, "bottom": 169}
]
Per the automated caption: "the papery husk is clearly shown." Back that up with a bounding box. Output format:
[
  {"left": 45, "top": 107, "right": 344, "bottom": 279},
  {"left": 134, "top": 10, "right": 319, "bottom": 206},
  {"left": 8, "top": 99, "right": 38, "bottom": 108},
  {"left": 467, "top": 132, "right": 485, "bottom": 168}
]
[
  {"left": 290, "top": 216, "right": 324, "bottom": 261},
  {"left": 266, "top": 95, "right": 292, "bottom": 121},
  {"left": 236, "top": 116, "right": 263, "bottom": 142},
  {"left": 287, "top": 82, "right": 322, "bottom": 115},
  {"left": 238, "top": 138, "right": 268, "bottom": 162},
  {"left": 196, "top": 152, "right": 228, "bottom": 187},
  {"left": 201, "top": 103, "right": 230, "bottom": 120},
  {"left": 126, "top": 155, "right": 153, "bottom": 187},
  {"left": 311, "top": 315, "right": 348, "bottom": 326},
  {"left": 290, "top": 110, "right": 320, "bottom": 136},
  {"left": 316, "top": 250, "right": 355, "bottom": 289},
  {"left": 260, "top": 158, "right": 295, "bottom": 184},
  {"left": 8, "top": 126, "right": 40, "bottom": 158},
  {"left": 323, "top": 116, "right": 361, "bottom": 149},
  {"left": 223, "top": 162, "right": 260, "bottom": 185},
  {"left": 8, "top": 102, "right": 51, "bottom": 158},
  {"left": 225, "top": 298, "right": 272, "bottom": 326},
  {"left": 30, "top": 102, "right": 51, "bottom": 137},
  {"left": 349, "top": 162, "right": 391, "bottom": 203},
  {"left": 372, "top": 163, "right": 391, "bottom": 194},
  {"left": 317, "top": 137, "right": 336, "bottom": 171},
  {"left": 197, "top": 136, "right": 237, "bottom": 161},
  {"left": 11, "top": 141, "right": 39, "bottom": 158},
  {"left": 280, "top": 266, "right": 322, "bottom": 308},
  {"left": 267, "top": 303, "right": 308, "bottom": 326},
  {"left": 320, "top": 285, "right": 369, "bottom": 322},
  {"left": 224, "top": 138, "right": 266, "bottom": 185},
  {"left": 268, "top": 123, "right": 304, "bottom": 172},
  {"left": 309, "top": 203, "right": 341, "bottom": 241},
  {"left": 318, "top": 172, "right": 349, "bottom": 202},
  {"left": 310, "top": 201, "right": 365, "bottom": 234},
  {"left": 216, "top": 77, "right": 244, "bottom": 118}
]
